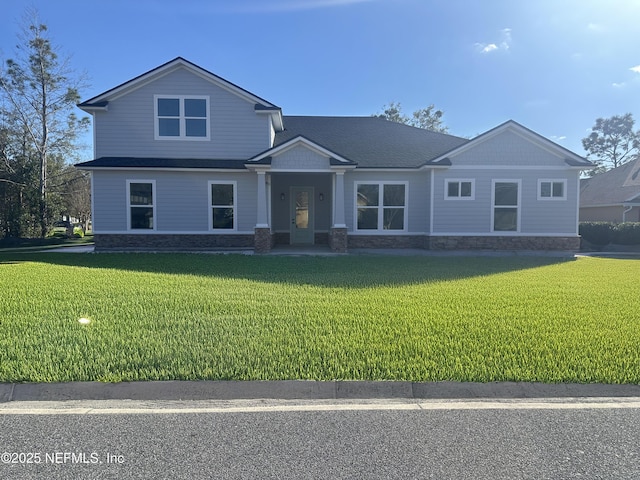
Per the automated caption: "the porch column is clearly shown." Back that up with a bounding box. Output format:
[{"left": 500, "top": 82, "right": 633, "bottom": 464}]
[
  {"left": 255, "top": 170, "right": 272, "bottom": 253},
  {"left": 333, "top": 170, "right": 346, "bottom": 228},
  {"left": 330, "top": 170, "right": 348, "bottom": 253},
  {"left": 256, "top": 171, "right": 269, "bottom": 228}
]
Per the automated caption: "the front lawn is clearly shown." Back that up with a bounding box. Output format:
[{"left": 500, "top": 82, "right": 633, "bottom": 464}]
[{"left": 0, "top": 253, "right": 638, "bottom": 383}]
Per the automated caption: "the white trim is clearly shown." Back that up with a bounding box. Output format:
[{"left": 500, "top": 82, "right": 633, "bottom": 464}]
[
  {"left": 429, "top": 170, "right": 434, "bottom": 234},
  {"left": 537, "top": 179, "right": 567, "bottom": 201},
  {"left": 429, "top": 232, "right": 579, "bottom": 237},
  {"left": 76, "top": 167, "right": 250, "bottom": 173},
  {"left": 82, "top": 58, "right": 279, "bottom": 109},
  {"left": 154, "top": 95, "right": 210, "bottom": 141},
  {"left": 448, "top": 165, "right": 577, "bottom": 170},
  {"left": 354, "top": 181, "right": 409, "bottom": 233},
  {"left": 491, "top": 179, "right": 521, "bottom": 233},
  {"left": 249, "top": 136, "right": 353, "bottom": 165},
  {"left": 348, "top": 231, "right": 425, "bottom": 236},
  {"left": 208, "top": 180, "right": 237, "bottom": 231},
  {"left": 444, "top": 178, "right": 475, "bottom": 200},
  {"left": 126, "top": 179, "right": 156, "bottom": 231},
  {"left": 94, "top": 230, "right": 255, "bottom": 235},
  {"left": 90, "top": 172, "right": 96, "bottom": 234}
]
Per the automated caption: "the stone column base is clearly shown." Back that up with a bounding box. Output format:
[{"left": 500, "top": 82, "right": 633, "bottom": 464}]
[
  {"left": 254, "top": 227, "right": 274, "bottom": 253},
  {"left": 329, "top": 227, "right": 348, "bottom": 253}
]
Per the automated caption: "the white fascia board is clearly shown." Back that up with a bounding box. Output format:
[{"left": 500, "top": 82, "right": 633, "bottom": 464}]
[
  {"left": 249, "top": 137, "right": 353, "bottom": 164},
  {"left": 431, "top": 121, "right": 587, "bottom": 166},
  {"left": 82, "top": 58, "right": 278, "bottom": 110},
  {"left": 74, "top": 166, "right": 249, "bottom": 173}
]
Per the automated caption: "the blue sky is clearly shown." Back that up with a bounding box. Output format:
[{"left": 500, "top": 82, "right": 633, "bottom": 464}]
[{"left": 1, "top": 0, "right": 639, "bottom": 160}]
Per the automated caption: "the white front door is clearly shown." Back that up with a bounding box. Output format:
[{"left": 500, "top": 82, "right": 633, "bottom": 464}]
[{"left": 290, "top": 187, "right": 314, "bottom": 244}]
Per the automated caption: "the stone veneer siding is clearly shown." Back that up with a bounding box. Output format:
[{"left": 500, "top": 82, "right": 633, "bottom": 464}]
[
  {"left": 347, "top": 235, "right": 427, "bottom": 249},
  {"left": 427, "top": 235, "right": 581, "bottom": 250},
  {"left": 94, "top": 234, "right": 254, "bottom": 252}
]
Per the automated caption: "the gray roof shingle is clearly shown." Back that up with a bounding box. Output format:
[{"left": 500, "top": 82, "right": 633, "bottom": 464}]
[
  {"left": 580, "top": 157, "right": 640, "bottom": 206},
  {"left": 275, "top": 116, "right": 469, "bottom": 168}
]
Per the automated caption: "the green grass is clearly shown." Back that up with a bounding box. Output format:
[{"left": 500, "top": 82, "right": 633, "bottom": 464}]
[{"left": 0, "top": 253, "right": 638, "bottom": 383}]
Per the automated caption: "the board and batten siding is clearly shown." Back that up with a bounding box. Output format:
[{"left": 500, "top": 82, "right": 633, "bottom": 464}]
[
  {"left": 93, "top": 68, "right": 272, "bottom": 160},
  {"left": 344, "top": 170, "right": 430, "bottom": 234},
  {"left": 92, "top": 170, "right": 256, "bottom": 233}
]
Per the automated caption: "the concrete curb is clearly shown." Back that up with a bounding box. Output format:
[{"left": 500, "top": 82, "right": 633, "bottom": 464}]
[{"left": 2, "top": 380, "right": 640, "bottom": 402}]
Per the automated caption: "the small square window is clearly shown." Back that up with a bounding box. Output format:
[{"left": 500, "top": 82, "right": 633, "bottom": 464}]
[
  {"left": 538, "top": 180, "right": 566, "bottom": 200},
  {"left": 445, "top": 180, "right": 474, "bottom": 200},
  {"left": 155, "top": 96, "right": 209, "bottom": 140}
]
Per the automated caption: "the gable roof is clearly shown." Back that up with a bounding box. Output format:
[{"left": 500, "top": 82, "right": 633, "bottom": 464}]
[
  {"left": 430, "top": 120, "right": 593, "bottom": 168},
  {"left": 248, "top": 135, "right": 357, "bottom": 166},
  {"left": 273, "top": 116, "right": 468, "bottom": 168},
  {"left": 580, "top": 157, "right": 640, "bottom": 207},
  {"left": 78, "top": 57, "right": 283, "bottom": 130}
]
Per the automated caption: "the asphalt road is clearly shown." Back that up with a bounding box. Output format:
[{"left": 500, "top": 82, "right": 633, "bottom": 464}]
[{"left": 1, "top": 398, "right": 639, "bottom": 479}]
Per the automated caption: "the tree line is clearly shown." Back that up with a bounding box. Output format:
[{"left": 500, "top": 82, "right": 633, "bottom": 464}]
[{"left": 0, "top": 11, "right": 90, "bottom": 239}]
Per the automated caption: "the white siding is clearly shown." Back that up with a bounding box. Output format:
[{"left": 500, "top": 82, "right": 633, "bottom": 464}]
[
  {"left": 94, "top": 68, "right": 272, "bottom": 159},
  {"left": 92, "top": 170, "right": 256, "bottom": 233}
]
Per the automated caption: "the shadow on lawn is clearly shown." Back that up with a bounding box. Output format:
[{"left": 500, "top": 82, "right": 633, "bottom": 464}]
[{"left": 0, "top": 252, "right": 576, "bottom": 288}]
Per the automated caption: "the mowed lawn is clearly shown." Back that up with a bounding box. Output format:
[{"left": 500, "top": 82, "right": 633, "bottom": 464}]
[{"left": 0, "top": 253, "right": 638, "bottom": 384}]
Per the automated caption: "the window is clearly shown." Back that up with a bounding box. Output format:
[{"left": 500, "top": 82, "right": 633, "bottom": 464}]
[
  {"left": 445, "top": 179, "right": 475, "bottom": 200},
  {"left": 356, "top": 182, "right": 407, "bottom": 231},
  {"left": 155, "top": 95, "right": 209, "bottom": 140},
  {"left": 209, "top": 181, "right": 236, "bottom": 230},
  {"left": 127, "top": 180, "right": 155, "bottom": 230},
  {"left": 492, "top": 180, "right": 520, "bottom": 232},
  {"left": 538, "top": 179, "right": 566, "bottom": 200}
]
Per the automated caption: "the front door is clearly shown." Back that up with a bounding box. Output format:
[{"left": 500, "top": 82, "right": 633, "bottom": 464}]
[{"left": 290, "top": 187, "right": 314, "bottom": 244}]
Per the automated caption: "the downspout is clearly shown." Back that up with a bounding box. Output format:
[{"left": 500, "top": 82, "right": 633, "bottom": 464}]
[{"left": 622, "top": 205, "right": 633, "bottom": 222}]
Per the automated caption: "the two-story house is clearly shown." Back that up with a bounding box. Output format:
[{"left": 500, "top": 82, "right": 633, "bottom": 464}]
[{"left": 76, "top": 57, "right": 593, "bottom": 252}]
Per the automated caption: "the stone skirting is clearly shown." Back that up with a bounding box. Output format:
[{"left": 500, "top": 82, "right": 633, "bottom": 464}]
[
  {"left": 347, "top": 235, "right": 427, "bottom": 249},
  {"left": 93, "top": 233, "right": 581, "bottom": 252},
  {"left": 427, "top": 235, "right": 581, "bottom": 250},
  {"left": 329, "top": 227, "right": 348, "bottom": 253},
  {"left": 94, "top": 234, "right": 254, "bottom": 251},
  {"left": 254, "top": 228, "right": 274, "bottom": 253}
]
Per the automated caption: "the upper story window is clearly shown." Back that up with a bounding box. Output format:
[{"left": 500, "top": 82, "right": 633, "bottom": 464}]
[
  {"left": 445, "top": 179, "right": 475, "bottom": 200},
  {"left": 155, "top": 95, "right": 210, "bottom": 140},
  {"left": 538, "top": 179, "right": 566, "bottom": 200}
]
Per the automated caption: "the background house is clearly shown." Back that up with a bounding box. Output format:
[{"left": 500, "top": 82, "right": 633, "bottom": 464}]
[{"left": 580, "top": 158, "right": 640, "bottom": 223}]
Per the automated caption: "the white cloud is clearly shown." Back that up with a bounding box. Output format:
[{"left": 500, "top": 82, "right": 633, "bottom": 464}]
[
  {"left": 475, "top": 28, "right": 512, "bottom": 54},
  {"left": 551, "top": 135, "right": 567, "bottom": 142},
  {"left": 630, "top": 65, "right": 640, "bottom": 74},
  {"left": 587, "top": 23, "right": 605, "bottom": 32}
]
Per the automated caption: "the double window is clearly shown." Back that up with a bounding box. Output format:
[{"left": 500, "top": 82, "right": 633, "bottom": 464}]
[
  {"left": 356, "top": 182, "right": 407, "bottom": 231},
  {"left": 209, "top": 182, "right": 236, "bottom": 230},
  {"left": 445, "top": 179, "right": 475, "bottom": 200},
  {"left": 538, "top": 179, "right": 566, "bottom": 200},
  {"left": 155, "top": 95, "right": 210, "bottom": 140},
  {"left": 492, "top": 180, "right": 520, "bottom": 232},
  {"left": 127, "top": 180, "right": 155, "bottom": 230}
]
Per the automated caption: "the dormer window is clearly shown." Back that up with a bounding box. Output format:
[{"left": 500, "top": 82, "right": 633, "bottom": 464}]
[{"left": 155, "top": 95, "right": 210, "bottom": 140}]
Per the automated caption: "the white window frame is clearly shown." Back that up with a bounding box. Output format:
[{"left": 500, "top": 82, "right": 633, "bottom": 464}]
[
  {"left": 154, "top": 95, "right": 210, "bottom": 141},
  {"left": 537, "top": 179, "right": 567, "bottom": 201},
  {"left": 208, "top": 181, "right": 237, "bottom": 231},
  {"left": 445, "top": 179, "right": 475, "bottom": 200},
  {"left": 354, "top": 181, "right": 408, "bottom": 233},
  {"left": 127, "top": 179, "right": 156, "bottom": 231},
  {"left": 491, "top": 179, "right": 521, "bottom": 233}
]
